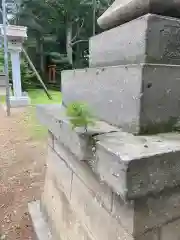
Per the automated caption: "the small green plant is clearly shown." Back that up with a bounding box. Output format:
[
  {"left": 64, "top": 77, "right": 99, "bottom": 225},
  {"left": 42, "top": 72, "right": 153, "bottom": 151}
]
[{"left": 66, "top": 101, "right": 95, "bottom": 132}]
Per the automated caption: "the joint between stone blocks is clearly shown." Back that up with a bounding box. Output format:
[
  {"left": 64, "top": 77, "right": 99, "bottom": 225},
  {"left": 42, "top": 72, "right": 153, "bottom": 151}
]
[
  {"left": 70, "top": 171, "right": 74, "bottom": 201},
  {"left": 48, "top": 131, "right": 54, "bottom": 149}
]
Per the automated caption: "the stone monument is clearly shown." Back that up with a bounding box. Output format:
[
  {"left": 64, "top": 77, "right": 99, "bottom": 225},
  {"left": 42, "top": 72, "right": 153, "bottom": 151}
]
[
  {"left": 0, "top": 25, "right": 30, "bottom": 107},
  {"left": 30, "top": 1, "right": 180, "bottom": 240}
]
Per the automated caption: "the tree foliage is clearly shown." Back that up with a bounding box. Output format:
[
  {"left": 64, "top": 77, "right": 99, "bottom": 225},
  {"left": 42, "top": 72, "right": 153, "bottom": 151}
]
[{"left": 12, "top": 0, "right": 113, "bottom": 75}]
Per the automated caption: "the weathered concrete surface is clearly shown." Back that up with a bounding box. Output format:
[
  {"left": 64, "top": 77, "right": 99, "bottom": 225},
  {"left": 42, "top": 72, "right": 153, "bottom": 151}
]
[
  {"left": 161, "top": 218, "right": 180, "bottom": 240},
  {"left": 134, "top": 190, "right": 180, "bottom": 235},
  {"left": 62, "top": 65, "right": 142, "bottom": 133},
  {"left": 90, "top": 14, "right": 147, "bottom": 67},
  {"left": 71, "top": 174, "right": 133, "bottom": 240},
  {"left": 37, "top": 106, "right": 180, "bottom": 200},
  {"left": 62, "top": 64, "right": 180, "bottom": 134},
  {"left": 39, "top": 128, "right": 180, "bottom": 239},
  {"left": 47, "top": 147, "right": 73, "bottom": 199},
  {"left": 53, "top": 140, "right": 113, "bottom": 212},
  {"left": 35, "top": 105, "right": 180, "bottom": 239},
  {"left": 96, "top": 131, "right": 180, "bottom": 199},
  {"left": 98, "top": 0, "right": 180, "bottom": 29},
  {"left": 90, "top": 14, "right": 180, "bottom": 67},
  {"left": 138, "top": 230, "right": 159, "bottom": 240},
  {"left": 112, "top": 194, "right": 134, "bottom": 234},
  {"left": 41, "top": 177, "right": 94, "bottom": 240},
  {"left": 37, "top": 104, "right": 118, "bottom": 160},
  {"left": 28, "top": 201, "right": 53, "bottom": 240}
]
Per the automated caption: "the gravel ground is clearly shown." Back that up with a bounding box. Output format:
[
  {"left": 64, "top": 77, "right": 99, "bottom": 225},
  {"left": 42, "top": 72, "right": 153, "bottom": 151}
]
[{"left": 0, "top": 106, "right": 47, "bottom": 240}]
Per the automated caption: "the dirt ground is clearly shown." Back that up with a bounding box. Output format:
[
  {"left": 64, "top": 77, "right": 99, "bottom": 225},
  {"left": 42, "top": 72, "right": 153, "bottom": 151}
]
[{"left": 0, "top": 107, "right": 47, "bottom": 240}]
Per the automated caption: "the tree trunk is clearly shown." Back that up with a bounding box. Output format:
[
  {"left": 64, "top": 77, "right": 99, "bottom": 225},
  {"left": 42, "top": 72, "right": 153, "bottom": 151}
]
[
  {"left": 93, "top": 0, "right": 97, "bottom": 35},
  {"left": 66, "top": 21, "right": 73, "bottom": 66},
  {"left": 39, "top": 38, "right": 44, "bottom": 76}
]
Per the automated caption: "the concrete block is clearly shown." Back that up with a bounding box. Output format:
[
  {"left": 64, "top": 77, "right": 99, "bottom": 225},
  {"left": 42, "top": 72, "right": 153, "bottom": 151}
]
[
  {"left": 112, "top": 189, "right": 180, "bottom": 236},
  {"left": 46, "top": 147, "right": 73, "bottom": 199},
  {"left": 112, "top": 193, "right": 134, "bottom": 234},
  {"left": 10, "top": 95, "right": 30, "bottom": 107},
  {"left": 137, "top": 229, "right": 159, "bottom": 240},
  {"left": 112, "top": 191, "right": 180, "bottom": 236},
  {"left": 96, "top": 131, "right": 180, "bottom": 200},
  {"left": 37, "top": 105, "right": 89, "bottom": 160},
  {"left": 161, "top": 218, "right": 180, "bottom": 240},
  {"left": 37, "top": 104, "right": 118, "bottom": 160},
  {"left": 71, "top": 174, "right": 133, "bottom": 240},
  {"left": 54, "top": 139, "right": 113, "bottom": 212},
  {"left": 28, "top": 200, "right": 53, "bottom": 240},
  {"left": 36, "top": 104, "right": 66, "bottom": 143},
  {"left": 90, "top": 14, "right": 180, "bottom": 67},
  {"left": 62, "top": 64, "right": 180, "bottom": 134},
  {"left": 97, "top": 0, "right": 180, "bottom": 29},
  {"left": 41, "top": 177, "right": 94, "bottom": 240},
  {"left": 62, "top": 65, "right": 142, "bottom": 133},
  {"left": 134, "top": 190, "right": 180, "bottom": 235},
  {"left": 90, "top": 15, "right": 147, "bottom": 67}
]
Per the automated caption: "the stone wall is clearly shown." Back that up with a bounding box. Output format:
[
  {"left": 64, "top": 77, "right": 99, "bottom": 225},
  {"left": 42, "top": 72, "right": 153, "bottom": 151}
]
[
  {"left": 36, "top": 105, "right": 180, "bottom": 240},
  {"left": 42, "top": 133, "right": 132, "bottom": 240}
]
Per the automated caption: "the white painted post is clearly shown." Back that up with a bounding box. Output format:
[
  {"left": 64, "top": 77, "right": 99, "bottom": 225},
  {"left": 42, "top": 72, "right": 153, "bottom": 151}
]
[{"left": 10, "top": 50, "right": 22, "bottom": 97}]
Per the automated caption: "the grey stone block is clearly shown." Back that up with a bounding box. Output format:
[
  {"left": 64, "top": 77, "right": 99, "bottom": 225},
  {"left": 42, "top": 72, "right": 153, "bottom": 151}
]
[
  {"left": 90, "top": 14, "right": 180, "bottom": 67},
  {"left": 37, "top": 105, "right": 90, "bottom": 161},
  {"left": 161, "top": 218, "right": 180, "bottom": 240},
  {"left": 41, "top": 177, "right": 94, "bottom": 240},
  {"left": 137, "top": 230, "right": 159, "bottom": 240},
  {"left": 134, "top": 190, "right": 180, "bottom": 235},
  {"left": 62, "top": 65, "right": 142, "bottom": 133},
  {"left": 97, "top": 0, "right": 180, "bottom": 29},
  {"left": 54, "top": 138, "right": 113, "bottom": 212},
  {"left": 90, "top": 15, "right": 147, "bottom": 67},
  {"left": 62, "top": 64, "right": 180, "bottom": 134},
  {"left": 96, "top": 131, "right": 180, "bottom": 200},
  {"left": 28, "top": 200, "right": 53, "bottom": 240},
  {"left": 71, "top": 174, "right": 133, "bottom": 240},
  {"left": 37, "top": 104, "right": 118, "bottom": 160},
  {"left": 112, "top": 193, "right": 134, "bottom": 234},
  {"left": 47, "top": 147, "right": 73, "bottom": 199}
]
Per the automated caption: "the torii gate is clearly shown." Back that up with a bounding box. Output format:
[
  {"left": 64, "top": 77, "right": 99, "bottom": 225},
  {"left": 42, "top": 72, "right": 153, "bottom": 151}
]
[{"left": 0, "top": 24, "right": 30, "bottom": 107}]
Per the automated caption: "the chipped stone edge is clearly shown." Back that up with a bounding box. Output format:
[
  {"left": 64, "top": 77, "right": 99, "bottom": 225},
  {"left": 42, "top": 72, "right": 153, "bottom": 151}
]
[{"left": 28, "top": 201, "right": 53, "bottom": 240}]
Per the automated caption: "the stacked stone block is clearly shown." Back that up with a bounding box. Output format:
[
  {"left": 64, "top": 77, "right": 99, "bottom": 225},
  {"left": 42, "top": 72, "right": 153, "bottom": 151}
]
[
  {"left": 33, "top": 105, "right": 180, "bottom": 240},
  {"left": 62, "top": 14, "right": 180, "bottom": 134}
]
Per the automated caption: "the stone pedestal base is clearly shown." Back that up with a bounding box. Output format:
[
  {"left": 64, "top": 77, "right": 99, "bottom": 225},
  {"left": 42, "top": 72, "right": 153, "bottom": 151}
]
[
  {"left": 62, "top": 64, "right": 180, "bottom": 134},
  {"left": 31, "top": 105, "right": 180, "bottom": 240},
  {"left": 97, "top": 0, "right": 180, "bottom": 29},
  {"left": 10, "top": 95, "right": 30, "bottom": 107},
  {"left": 90, "top": 14, "right": 180, "bottom": 67}
]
